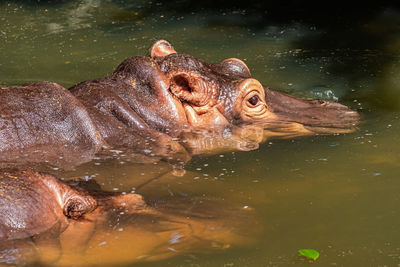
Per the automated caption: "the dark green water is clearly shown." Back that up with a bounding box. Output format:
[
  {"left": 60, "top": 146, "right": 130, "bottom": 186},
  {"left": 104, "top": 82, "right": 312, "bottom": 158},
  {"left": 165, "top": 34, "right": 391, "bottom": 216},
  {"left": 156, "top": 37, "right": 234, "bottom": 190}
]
[{"left": 1, "top": 1, "right": 400, "bottom": 266}]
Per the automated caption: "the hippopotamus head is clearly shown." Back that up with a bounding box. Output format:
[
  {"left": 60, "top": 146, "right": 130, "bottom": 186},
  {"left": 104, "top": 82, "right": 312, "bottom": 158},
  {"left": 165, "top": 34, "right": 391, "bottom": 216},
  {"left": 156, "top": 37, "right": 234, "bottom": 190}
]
[
  {"left": 68, "top": 40, "right": 360, "bottom": 159},
  {"left": 0, "top": 169, "right": 148, "bottom": 241},
  {"left": 0, "top": 169, "right": 257, "bottom": 266},
  {"left": 0, "top": 169, "right": 98, "bottom": 240},
  {"left": 149, "top": 40, "right": 359, "bottom": 139}
]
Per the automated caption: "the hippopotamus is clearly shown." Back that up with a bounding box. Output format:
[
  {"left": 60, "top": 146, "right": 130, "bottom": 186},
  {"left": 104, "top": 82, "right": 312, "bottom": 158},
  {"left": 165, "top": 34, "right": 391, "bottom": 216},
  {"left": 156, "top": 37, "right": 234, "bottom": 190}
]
[
  {"left": 0, "top": 169, "right": 257, "bottom": 266},
  {"left": 0, "top": 40, "right": 359, "bottom": 169},
  {"left": 0, "top": 168, "right": 138, "bottom": 241}
]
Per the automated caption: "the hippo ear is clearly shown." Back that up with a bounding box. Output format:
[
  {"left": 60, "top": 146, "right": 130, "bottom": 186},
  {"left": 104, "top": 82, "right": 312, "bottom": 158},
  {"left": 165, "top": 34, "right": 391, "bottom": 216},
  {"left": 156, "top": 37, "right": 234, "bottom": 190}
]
[
  {"left": 169, "top": 72, "right": 218, "bottom": 110},
  {"left": 63, "top": 196, "right": 97, "bottom": 219},
  {"left": 220, "top": 58, "right": 251, "bottom": 78},
  {"left": 150, "top": 40, "right": 177, "bottom": 58}
]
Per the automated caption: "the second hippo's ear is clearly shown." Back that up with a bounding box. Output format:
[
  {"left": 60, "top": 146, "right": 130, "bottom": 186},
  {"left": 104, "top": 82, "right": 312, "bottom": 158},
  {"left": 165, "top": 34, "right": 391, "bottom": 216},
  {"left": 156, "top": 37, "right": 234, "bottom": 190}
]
[
  {"left": 220, "top": 58, "right": 251, "bottom": 78},
  {"left": 150, "top": 40, "right": 177, "bottom": 58},
  {"left": 63, "top": 196, "right": 97, "bottom": 219}
]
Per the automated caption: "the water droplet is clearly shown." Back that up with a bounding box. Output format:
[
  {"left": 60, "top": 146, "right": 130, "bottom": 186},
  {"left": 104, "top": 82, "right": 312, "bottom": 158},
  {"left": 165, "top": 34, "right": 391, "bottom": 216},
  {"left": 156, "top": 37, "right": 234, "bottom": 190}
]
[{"left": 98, "top": 241, "right": 107, "bottom": 246}]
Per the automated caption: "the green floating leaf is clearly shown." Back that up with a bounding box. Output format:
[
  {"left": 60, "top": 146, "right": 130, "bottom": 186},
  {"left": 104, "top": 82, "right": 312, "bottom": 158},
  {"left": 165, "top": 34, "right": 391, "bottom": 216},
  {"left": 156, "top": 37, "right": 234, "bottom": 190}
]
[{"left": 298, "top": 249, "right": 320, "bottom": 261}]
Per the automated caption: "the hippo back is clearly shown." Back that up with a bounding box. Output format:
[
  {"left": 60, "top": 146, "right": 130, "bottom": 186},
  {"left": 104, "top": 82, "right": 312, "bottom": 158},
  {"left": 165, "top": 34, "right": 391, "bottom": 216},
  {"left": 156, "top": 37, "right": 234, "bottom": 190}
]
[{"left": 0, "top": 82, "right": 104, "bottom": 168}]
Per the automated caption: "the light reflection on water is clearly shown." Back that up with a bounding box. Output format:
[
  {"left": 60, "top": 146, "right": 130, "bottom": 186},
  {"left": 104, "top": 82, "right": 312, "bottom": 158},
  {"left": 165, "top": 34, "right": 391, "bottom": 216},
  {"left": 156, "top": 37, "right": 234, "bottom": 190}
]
[{"left": 1, "top": 1, "right": 400, "bottom": 266}]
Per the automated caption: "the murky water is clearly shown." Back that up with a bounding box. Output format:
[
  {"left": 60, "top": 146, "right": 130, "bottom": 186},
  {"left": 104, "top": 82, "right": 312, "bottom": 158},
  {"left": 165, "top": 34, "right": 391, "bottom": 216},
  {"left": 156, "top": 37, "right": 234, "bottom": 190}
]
[{"left": 1, "top": 1, "right": 400, "bottom": 266}]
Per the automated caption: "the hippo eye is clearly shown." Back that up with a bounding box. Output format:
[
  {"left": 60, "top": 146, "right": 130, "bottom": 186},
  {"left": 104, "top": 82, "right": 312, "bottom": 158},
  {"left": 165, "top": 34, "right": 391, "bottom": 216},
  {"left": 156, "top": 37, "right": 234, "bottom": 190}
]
[{"left": 248, "top": 95, "right": 260, "bottom": 106}]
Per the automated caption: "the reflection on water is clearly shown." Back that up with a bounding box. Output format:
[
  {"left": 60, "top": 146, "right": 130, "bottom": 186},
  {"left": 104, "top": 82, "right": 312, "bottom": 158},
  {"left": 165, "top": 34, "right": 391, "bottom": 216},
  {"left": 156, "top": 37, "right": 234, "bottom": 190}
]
[{"left": 1, "top": 1, "right": 400, "bottom": 266}]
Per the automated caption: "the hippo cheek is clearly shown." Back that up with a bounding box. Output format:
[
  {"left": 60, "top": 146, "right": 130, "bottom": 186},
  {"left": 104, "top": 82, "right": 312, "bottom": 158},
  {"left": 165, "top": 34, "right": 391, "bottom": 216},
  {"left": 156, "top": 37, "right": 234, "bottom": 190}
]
[{"left": 183, "top": 104, "right": 229, "bottom": 127}]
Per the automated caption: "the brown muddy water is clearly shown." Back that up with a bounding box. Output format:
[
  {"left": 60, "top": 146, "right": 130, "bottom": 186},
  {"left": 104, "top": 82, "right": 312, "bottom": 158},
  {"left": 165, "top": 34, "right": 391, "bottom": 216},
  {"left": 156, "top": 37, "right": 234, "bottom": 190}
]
[{"left": 1, "top": 1, "right": 400, "bottom": 266}]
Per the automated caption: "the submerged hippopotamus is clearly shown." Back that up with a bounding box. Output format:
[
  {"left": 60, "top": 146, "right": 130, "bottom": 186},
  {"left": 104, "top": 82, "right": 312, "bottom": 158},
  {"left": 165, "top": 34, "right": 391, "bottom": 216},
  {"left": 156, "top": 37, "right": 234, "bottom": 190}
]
[
  {"left": 0, "top": 40, "right": 359, "bottom": 168},
  {"left": 0, "top": 168, "right": 138, "bottom": 241},
  {"left": 0, "top": 169, "right": 257, "bottom": 266}
]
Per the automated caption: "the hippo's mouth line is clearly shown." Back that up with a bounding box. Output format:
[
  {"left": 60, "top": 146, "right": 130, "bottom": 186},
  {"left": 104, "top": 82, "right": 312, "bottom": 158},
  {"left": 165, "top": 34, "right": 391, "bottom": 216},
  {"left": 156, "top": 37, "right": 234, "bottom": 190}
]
[
  {"left": 303, "top": 124, "right": 359, "bottom": 134},
  {"left": 252, "top": 117, "right": 359, "bottom": 137},
  {"left": 285, "top": 120, "right": 359, "bottom": 132},
  {"left": 265, "top": 105, "right": 361, "bottom": 134}
]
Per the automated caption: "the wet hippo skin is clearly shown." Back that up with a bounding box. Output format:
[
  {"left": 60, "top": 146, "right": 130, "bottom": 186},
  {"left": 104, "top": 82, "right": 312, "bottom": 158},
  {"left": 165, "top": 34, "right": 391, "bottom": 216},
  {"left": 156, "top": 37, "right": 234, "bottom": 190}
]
[
  {"left": 0, "top": 169, "right": 258, "bottom": 266},
  {"left": 0, "top": 40, "right": 360, "bottom": 168},
  {"left": 0, "top": 169, "right": 97, "bottom": 241},
  {"left": 0, "top": 168, "right": 144, "bottom": 265}
]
